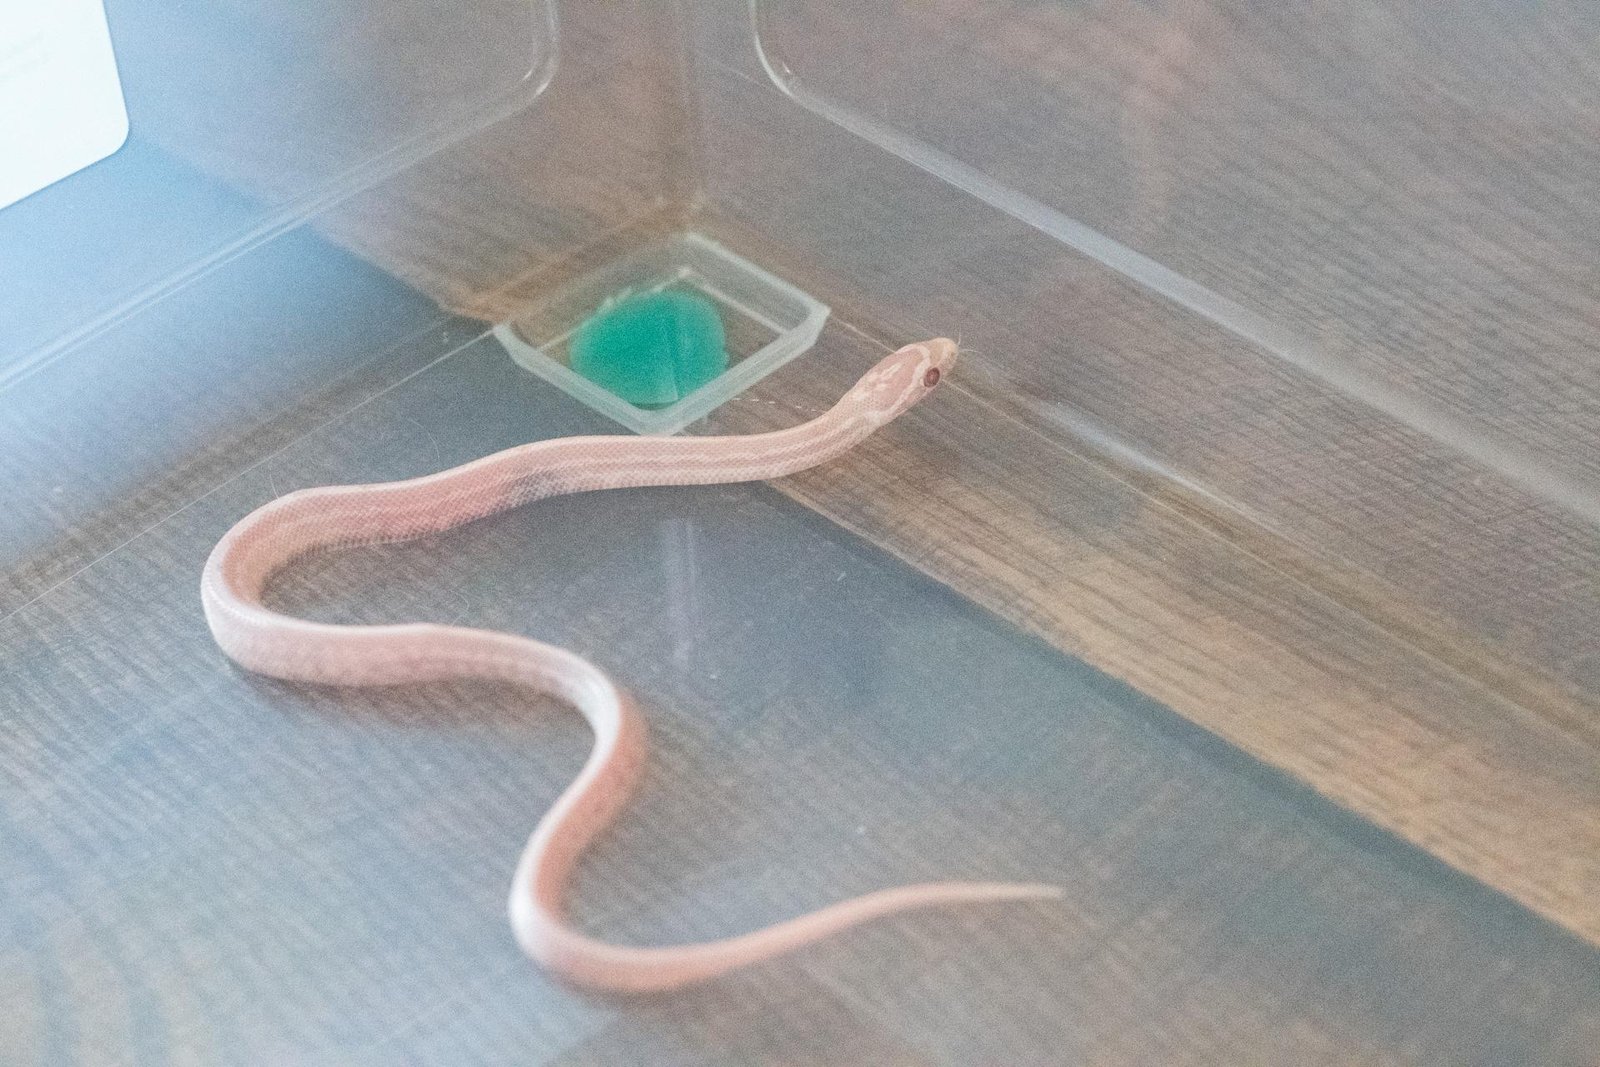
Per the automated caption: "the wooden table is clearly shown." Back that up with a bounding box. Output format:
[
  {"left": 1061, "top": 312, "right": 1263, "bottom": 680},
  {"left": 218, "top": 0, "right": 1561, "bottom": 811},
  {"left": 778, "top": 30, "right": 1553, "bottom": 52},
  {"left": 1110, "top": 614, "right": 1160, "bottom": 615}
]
[{"left": 6, "top": 0, "right": 1600, "bottom": 1062}]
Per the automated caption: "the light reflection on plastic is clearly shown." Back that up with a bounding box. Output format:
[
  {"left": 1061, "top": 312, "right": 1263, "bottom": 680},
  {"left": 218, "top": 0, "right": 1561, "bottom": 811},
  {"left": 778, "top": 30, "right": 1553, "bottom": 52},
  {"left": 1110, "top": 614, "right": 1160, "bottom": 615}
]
[{"left": 0, "top": 0, "right": 129, "bottom": 211}]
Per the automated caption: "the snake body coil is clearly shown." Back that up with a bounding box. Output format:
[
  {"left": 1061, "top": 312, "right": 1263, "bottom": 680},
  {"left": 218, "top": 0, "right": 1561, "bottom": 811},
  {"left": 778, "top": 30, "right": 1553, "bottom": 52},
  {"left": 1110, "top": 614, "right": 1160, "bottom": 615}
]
[{"left": 202, "top": 338, "right": 1059, "bottom": 992}]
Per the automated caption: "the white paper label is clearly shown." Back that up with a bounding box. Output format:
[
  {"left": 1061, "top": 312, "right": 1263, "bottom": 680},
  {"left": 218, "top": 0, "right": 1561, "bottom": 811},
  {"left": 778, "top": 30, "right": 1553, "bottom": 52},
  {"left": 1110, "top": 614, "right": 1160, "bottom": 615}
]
[{"left": 0, "top": 0, "right": 129, "bottom": 210}]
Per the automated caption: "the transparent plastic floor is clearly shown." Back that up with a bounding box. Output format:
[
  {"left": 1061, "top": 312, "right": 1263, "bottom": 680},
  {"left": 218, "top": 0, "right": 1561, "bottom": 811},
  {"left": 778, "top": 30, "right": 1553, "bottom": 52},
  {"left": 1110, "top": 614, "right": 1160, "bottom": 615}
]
[{"left": 4, "top": 328, "right": 1596, "bottom": 1062}]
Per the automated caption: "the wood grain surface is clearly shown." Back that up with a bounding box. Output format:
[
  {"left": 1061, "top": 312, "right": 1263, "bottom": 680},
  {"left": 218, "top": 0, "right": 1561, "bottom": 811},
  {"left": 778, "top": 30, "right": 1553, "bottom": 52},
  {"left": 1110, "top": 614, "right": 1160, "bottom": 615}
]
[
  {"left": 758, "top": 0, "right": 1600, "bottom": 480},
  {"left": 685, "top": 4, "right": 1600, "bottom": 954},
  {"left": 698, "top": 0, "right": 1600, "bottom": 709},
  {"left": 704, "top": 315, "right": 1600, "bottom": 951},
  {"left": 182, "top": 0, "right": 1600, "bottom": 950},
  {"left": 6, "top": 333, "right": 1600, "bottom": 1064},
  {"left": 112, "top": 0, "right": 695, "bottom": 327},
  {"left": 24, "top": 0, "right": 1599, "bottom": 1057},
  {"left": 310, "top": 0, "right": 699, "bottom": 325}
]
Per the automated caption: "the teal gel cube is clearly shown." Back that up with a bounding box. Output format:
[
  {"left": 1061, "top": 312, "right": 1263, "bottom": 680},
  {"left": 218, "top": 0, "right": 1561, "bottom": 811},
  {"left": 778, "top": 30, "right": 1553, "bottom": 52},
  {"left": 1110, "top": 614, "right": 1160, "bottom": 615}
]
[{"left": 568, "top": 290, "right": 729, "bottom": 409}]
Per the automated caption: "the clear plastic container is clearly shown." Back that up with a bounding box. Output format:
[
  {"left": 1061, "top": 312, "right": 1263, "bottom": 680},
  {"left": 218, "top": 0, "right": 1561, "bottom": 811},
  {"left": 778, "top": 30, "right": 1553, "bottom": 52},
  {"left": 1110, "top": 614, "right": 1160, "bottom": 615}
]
[{"left": 6, "top": 2, "right": 1600, "bottom": 1060}]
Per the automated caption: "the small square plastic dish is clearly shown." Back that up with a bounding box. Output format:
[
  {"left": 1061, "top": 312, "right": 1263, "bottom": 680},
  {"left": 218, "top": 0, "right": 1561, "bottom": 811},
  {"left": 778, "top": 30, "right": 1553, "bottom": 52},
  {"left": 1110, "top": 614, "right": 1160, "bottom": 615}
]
[{"left": 493, "top": 232, "right": 829, "bottom": 435}]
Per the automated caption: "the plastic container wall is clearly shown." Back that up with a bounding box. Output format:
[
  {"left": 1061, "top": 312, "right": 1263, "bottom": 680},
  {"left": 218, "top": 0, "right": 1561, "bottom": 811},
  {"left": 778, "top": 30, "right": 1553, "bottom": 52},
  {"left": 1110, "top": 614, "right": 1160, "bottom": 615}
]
[
  {"left": 0, "top": 1, "right": 691, "bottom": 612},
  {"left": 4, "top": 0, "right": 551, "bottom": 376},
  {"left": 684, "top": 0, "right": 1600, "bottom": 717}
]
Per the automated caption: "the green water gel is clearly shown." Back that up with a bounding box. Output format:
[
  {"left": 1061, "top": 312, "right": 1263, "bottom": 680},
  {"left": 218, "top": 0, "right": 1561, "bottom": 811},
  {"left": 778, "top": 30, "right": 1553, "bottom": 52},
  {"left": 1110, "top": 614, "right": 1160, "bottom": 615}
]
[{"left": 568, "top": 290, "right": 729, "bottom": 409}]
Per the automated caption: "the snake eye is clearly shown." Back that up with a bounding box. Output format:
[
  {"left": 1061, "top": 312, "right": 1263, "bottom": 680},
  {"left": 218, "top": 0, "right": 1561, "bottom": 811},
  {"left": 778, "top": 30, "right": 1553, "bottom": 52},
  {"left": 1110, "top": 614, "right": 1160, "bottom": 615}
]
[{"left": 923, "top": 368, "right": 941, "bottom": 388}]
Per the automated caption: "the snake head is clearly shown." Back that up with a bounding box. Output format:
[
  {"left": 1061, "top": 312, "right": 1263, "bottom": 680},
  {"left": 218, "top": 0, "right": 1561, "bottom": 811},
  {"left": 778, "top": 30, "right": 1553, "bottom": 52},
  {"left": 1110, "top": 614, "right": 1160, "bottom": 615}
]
[{"left": 849, "top": 339, "right": 958, "bottom": 425}]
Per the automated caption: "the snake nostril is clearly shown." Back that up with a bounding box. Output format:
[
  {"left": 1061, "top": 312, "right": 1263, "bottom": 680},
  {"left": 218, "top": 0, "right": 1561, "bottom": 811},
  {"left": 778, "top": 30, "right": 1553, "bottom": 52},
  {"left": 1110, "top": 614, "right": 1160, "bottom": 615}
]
[{"left": 923, "top": 368, "right": 941, "bottom": 388}]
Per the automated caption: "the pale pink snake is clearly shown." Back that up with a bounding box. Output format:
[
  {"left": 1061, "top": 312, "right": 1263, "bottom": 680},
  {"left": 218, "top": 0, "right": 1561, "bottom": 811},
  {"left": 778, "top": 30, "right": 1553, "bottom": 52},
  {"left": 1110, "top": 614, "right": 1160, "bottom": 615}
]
[{"left": 201, "top": 338, "right": 1060, "bottom": 992}]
